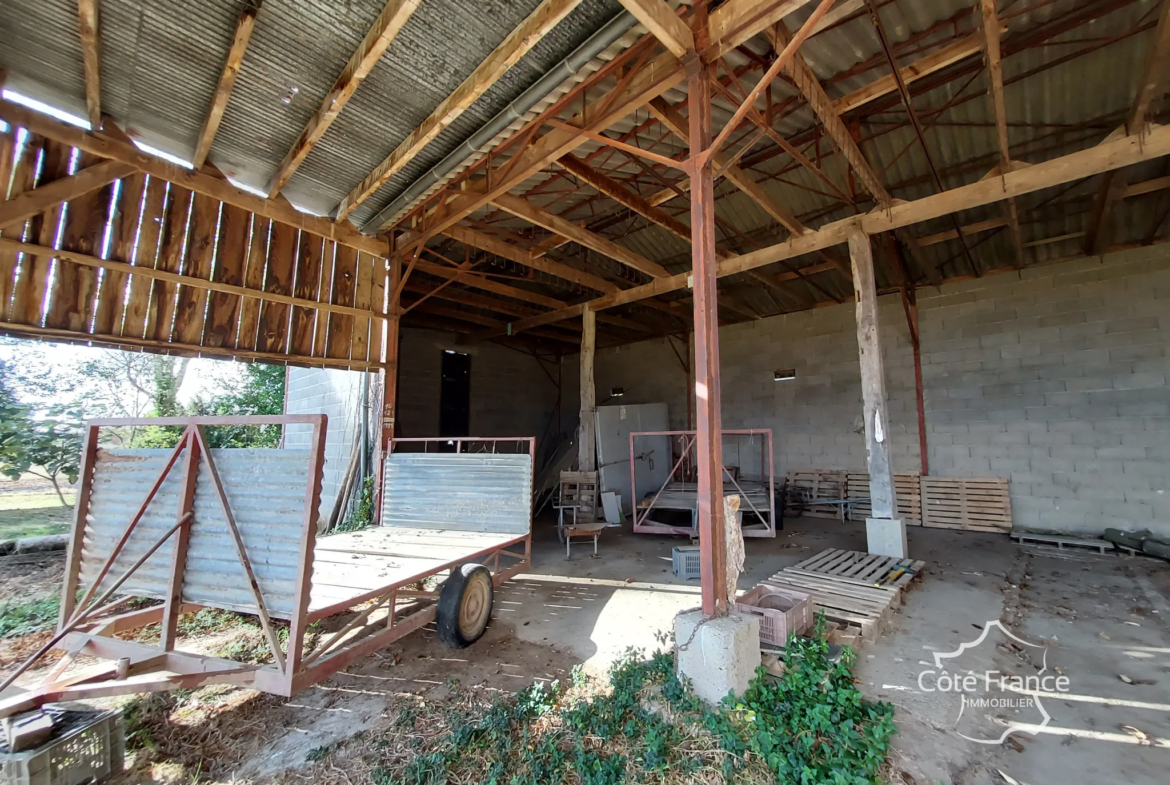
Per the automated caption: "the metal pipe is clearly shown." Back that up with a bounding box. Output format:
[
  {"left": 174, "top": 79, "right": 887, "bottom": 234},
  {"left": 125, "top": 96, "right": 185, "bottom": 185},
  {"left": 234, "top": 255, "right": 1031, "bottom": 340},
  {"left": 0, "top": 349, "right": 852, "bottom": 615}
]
[{"left": 360, "top": 10, "right": 638, "bottom": 234}]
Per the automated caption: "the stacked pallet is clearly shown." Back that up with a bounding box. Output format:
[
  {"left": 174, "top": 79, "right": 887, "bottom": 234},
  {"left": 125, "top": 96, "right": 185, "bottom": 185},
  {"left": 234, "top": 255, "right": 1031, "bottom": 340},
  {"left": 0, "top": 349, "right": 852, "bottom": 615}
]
[
  {"left": 845, "top": 472, "right": 922, "bottom": 524},
  {"left": 785, "top": 470, "right": 847, "bottom": 519},
  {"left": 762, "top": 549, "right": 925, "bottom": 649},
  {"left": 921, "top": 477, "right": 1012, "bottom": 532}
]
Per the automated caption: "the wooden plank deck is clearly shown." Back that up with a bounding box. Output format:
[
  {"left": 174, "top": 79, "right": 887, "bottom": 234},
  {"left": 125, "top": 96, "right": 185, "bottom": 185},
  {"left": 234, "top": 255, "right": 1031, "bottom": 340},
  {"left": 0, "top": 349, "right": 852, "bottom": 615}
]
[{"left": 308, "top": 526, "right": 525, "bottom": 617}]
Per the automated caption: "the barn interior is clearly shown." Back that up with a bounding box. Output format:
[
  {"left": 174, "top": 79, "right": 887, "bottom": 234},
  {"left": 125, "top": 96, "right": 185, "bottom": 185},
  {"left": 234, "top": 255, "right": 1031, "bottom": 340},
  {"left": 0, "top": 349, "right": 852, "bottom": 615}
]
[{"left": 0, "top": 0, "right": 1169, "bottom": 783}]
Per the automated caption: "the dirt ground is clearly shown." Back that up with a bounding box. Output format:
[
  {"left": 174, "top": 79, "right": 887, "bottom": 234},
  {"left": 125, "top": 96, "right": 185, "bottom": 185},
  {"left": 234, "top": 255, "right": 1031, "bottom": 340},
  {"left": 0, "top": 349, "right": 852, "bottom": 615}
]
[{"left": 0, "top": 515, "right": 1167, "bottom": 784}]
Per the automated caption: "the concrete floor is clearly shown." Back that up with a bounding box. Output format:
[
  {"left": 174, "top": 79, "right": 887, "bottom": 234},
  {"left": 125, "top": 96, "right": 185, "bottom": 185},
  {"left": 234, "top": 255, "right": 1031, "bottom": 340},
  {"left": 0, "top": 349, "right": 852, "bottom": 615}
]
[{"left": 506, "top": 512, "right": 1170, "bottom": 785}]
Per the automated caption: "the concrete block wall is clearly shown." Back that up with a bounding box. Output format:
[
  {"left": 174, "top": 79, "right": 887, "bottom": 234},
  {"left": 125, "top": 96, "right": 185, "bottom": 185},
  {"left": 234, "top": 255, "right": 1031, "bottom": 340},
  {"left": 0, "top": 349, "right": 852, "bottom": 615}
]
[
  {"left": 397, "top": 328, "right": 561, "bottom": 441},
  {"left": 570, "top": 247, "right": 1169, "bottom": 536},
  {"left": 285, "top": 366, "right": 368, "bottom": 521}
]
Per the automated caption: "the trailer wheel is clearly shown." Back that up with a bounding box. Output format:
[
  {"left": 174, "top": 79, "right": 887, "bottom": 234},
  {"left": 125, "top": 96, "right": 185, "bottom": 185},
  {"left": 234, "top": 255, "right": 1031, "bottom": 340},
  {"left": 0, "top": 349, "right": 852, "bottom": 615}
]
[{"left": 437, "top": 564, "right": 494, "bottom": 648}]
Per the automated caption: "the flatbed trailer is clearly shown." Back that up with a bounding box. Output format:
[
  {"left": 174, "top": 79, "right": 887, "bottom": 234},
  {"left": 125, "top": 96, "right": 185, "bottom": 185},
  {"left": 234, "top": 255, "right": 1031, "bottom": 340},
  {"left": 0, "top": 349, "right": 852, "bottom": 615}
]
[{"left": 0, "top": 418, "right": 532, "bottom": 715}]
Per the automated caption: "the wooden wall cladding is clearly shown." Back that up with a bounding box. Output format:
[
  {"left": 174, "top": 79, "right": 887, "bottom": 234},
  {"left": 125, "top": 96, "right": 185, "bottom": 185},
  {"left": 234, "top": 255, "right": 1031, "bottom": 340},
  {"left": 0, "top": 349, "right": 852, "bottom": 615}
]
[{"left": 0, "top": 128, "right": 389, "bottom": 370}]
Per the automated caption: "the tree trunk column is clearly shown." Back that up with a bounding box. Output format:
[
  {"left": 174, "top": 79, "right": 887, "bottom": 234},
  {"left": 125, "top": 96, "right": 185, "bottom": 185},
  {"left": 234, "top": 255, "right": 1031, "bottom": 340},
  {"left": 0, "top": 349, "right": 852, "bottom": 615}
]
[
  {"left": 848, "top": 228, "right": 906, "bottom": 557},
  {"left": 690, "top": 60, "right": 728, "bottom": 617},
  {"left": 578, "top": 303, "right": 596, "bottom": 475}
]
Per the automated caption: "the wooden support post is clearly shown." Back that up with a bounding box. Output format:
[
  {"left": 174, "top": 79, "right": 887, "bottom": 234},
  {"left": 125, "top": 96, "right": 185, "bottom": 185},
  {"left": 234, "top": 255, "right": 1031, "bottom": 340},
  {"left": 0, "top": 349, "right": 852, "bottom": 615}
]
[
  {"left": 848, "top": 228, "right": 905, "bottom": 557},
  {"left": 690, "top": 51, "right": 727, "bottom": 617},
  {"left": 374, "top": 255, "right": 399, "bottom": 521},
  {"left": 578, "top": 302, "right": 597, "bottom": 474},
  {"left": 160, "top": 429, "right": 199, "bottom": 651}
]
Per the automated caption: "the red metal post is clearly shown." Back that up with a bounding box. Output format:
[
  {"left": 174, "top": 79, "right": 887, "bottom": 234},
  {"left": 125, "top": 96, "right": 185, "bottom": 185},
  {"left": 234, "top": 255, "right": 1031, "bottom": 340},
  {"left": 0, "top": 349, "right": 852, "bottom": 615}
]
[
  {"left": 689, "top": 36, "right": 728, "bottom": 616},
  {"left": 374, "top": 253, "right": 401, "bottom": 519}
]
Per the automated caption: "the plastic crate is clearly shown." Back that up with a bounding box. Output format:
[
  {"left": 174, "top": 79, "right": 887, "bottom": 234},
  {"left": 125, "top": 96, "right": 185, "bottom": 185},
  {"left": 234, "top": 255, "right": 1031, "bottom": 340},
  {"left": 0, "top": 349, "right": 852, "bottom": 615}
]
[
  {"left": 735, "top": 584, "right": 813, "bottom": 646},
  {"left": 1, "top": 708, "right": 124, "bottom": 785},
  {"left": 671, "top": 546, "right": 701, "bottom": 579}
]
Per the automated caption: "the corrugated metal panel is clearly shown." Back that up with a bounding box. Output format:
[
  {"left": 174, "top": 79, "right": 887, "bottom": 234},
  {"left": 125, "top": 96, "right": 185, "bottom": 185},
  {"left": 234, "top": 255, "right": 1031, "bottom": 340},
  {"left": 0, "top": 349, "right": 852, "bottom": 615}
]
[
  {"left": 81, "top": 448, "right": 313, "bottom": 619},
  {"left": 382, "top": 452, "right": 532, "bottom": 535}
]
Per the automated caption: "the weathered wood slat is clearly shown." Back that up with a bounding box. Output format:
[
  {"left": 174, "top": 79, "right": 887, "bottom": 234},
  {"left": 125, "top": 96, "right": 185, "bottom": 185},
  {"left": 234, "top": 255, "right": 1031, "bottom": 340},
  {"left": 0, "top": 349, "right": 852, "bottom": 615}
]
[
  {"left": 257, "top": 223, "right": 297, "bottom": 353},
  {"left": 0, "top": 132, "right": 39, "bottom": 320},
  {"left": 290, "top": 232, "right": 323, "bottom": 357},
  {"left": 350, "top": 252, "right": 372, "bottom": 363},
  {"left": 203, "top": 203, "right": 250, "bottom": 349},
  {"left": 149, "top": 186, "right": 194, "bottom": 342},
  {"left": 312, "top": 241, "right": 336, "bottom": 358},
  {"left": 48, "top": 149, "right": 114, "bottom": 332},
  {"left": 368, "top": 257, "right": 386, "bottom": 363},
  {"left": 234, "top": 215, "right": 269, "bottom": 351},
  {"left": 119, "top": 176, "right": 167, "bottom": 339},
  {"left": 173, "top": 193, "right": 219, "bottom": 345},
  {"left": 327, "top": 244, "right": 357, "bottom": 360},
  {"left": 94, "top": 171, "right": 146, "bottom": 335},
  {"left": 13, "top": 139, "right": 72, "bottom": 326}
]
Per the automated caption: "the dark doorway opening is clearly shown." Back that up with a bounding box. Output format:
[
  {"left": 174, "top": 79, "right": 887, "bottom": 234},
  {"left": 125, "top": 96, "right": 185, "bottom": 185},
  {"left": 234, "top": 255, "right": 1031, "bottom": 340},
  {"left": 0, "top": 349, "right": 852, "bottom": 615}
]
[{"left": 439, "top": 350, "right": 471, "bottom": 447}]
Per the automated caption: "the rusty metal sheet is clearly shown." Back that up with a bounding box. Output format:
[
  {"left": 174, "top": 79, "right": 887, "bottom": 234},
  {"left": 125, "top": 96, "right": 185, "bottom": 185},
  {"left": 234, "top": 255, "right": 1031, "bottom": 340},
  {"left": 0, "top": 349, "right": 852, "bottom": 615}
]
[
  {"left": 80, "top": 447, "right": 313, "bottom": 619},
  {"left": 381, "top": 453, "right": 532, "bottom": 535}
]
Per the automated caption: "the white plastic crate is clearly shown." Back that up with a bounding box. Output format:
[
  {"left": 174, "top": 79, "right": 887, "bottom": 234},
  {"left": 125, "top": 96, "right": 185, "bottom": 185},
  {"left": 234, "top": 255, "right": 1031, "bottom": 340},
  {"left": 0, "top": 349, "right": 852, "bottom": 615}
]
[
  {"left": 1, "top": 708, "right": 124, "bottom": 785},
  {"left": 735, "top": 584, "right": 813, "bottom": 646},
  {"left": 672, "top": 546, "right": 701, "bottom": 579}
]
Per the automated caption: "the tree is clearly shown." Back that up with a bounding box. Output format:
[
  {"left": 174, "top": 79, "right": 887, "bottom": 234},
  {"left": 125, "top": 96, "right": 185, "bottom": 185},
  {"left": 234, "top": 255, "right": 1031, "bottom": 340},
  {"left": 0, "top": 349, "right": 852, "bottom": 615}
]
[
  {"left": 0, "top": 358, "right": 82, "bottom": 506},
  {"left": 193, "top": 363, "right": 286, "bottom": 448}
]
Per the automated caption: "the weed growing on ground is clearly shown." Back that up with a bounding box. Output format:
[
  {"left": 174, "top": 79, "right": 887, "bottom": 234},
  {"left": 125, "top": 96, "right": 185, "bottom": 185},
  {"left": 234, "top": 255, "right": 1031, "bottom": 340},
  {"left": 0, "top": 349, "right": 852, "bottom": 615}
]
[
  {"left": 354, "top": 618, "right": 895, "bottom": 785},
  {"left": 0, "top": 596, "right": 60, "bottom": 638}
]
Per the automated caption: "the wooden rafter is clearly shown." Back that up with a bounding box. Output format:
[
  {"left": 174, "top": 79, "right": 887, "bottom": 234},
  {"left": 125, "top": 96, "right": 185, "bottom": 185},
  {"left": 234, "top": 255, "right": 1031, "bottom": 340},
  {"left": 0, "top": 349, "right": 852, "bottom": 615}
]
[
  {"left": 0, "top": 100, "right": 388, "bottom": 257},
  {"left": 978, "top": 0, "right": 1025, "bottom": 268},
  {"left": 267, "top": 0, "right": 420, "bottom": 197},
  {"left": 1084, "top": 0, "right": 1170, "bottom": 254},
  {"left": 336, "top": 0, "right": 584, "bottom": 220},
  {"left": 555, "top": 152, "right": 690, "bottom": 237},
  {"left": 77, "top": 0, "right": 102, "bottom": 129},
  {"left": 616, "top": 0, "right": 693, "bottom": 58},
  {"left": 490, "top": 193, "right": 670, "bottom": 278},
  {"left": 468, "top": 122, "right": 1170, "bottom": 338},
  {"left": 192, "top": 6, "right": 259, "bottom": 169},
  {"left": 0, "top": 160, "right": 134, "bottom": 231}
]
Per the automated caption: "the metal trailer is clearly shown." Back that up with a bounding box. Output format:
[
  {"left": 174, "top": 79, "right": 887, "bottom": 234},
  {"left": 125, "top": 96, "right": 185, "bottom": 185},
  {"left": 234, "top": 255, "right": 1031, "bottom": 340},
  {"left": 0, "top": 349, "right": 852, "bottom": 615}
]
[
  {"left": 0, "top": 417, "right": 532, "bottom": 717},
  {"left": 630, "top": 429, "right": 776, "bottom": 538}
]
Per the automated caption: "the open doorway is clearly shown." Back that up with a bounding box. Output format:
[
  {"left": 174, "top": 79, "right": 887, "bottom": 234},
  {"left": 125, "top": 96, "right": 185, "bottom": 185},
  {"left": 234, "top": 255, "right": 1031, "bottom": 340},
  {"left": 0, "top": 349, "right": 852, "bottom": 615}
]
[{"left": 439, "top": 350, "right": 471, "bottom": 445}]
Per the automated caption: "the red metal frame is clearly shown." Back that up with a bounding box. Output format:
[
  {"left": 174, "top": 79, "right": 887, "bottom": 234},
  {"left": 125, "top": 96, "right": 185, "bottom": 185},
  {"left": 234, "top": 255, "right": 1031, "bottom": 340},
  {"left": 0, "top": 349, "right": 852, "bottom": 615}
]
[
  {"left": 0, "top": 422, "right": 536, "bottom": 718},
  {"left": 628, "top": 429, "right": 776, "bottom": 539}
]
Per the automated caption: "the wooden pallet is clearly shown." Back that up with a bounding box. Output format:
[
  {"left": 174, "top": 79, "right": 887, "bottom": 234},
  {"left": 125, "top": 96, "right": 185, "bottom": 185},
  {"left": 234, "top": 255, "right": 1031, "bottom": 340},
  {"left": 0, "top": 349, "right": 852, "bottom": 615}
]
[
  {"left": 846, "top": 472, "right": 922, "bottom": 524},
  {"left": 788, "top": 548, "right": 925, "bottom": 589},
  {"left": 761, "top": 549, "right": 926, "bottom": 648},
  {"left": 1011, "top": 532, "right": 1115, "bottom": 554},
  {"left": 786, "top": 470, "right": 847, "bottom": 519},
  {"left": 921, "top": 477, "right": 1012, "bottom": 532}
]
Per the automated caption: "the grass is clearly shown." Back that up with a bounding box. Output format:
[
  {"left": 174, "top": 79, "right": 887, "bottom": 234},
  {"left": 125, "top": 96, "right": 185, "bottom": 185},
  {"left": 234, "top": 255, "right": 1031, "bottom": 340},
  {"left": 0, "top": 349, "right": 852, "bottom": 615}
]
[
  {"left": 0, "top": 596, "right": 61, "bottom": 638},
  {"left": 0, "top": 489, "right": 75, "bottom": 540}
]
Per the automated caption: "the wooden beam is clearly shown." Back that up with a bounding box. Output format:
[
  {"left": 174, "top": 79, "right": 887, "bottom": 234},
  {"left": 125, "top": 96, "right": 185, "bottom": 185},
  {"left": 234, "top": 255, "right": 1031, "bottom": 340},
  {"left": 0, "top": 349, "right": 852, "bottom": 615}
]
[
  {"left": 706, "top": 0, "right": 821, "bottom": 59},
  {"left": 918, "top": 215, "right": 1009, "bottom": 246},
  {"left": 0, "top": 99, "right": 389, "bottom": 257},
  {"left": 617, "top": 0, "right": 694, "bottom": 58},
  {"left": 848, "top": 228, "right": 900, "bottom": 539},
  {"left": 267, "top": 0, "right": 419, "bottom": 196},
  {"left": 579, "top": 303, "right": 597, "bottom": 472},
  {"left": 490, "top": 192, "right": 670, "bottom": 277},
  {"left": 0, "top": 160, "right": 134, "bottom": 231},
  {"left": 468, "top": 122, "right": 1170, "bottom": 337},
  {"left": 1084, "top": 0, "right": 1170, "bottom": 253},
  {"left": 440, "top": 222, "right": 619, "bottom": 293},
  {"left": 833, "top": 31, "right": 986, "bottom": 116},
  {"left": 192, "top": 6, "right": 259, "bottom": 169},
  {"left": 555, "top": 152, "right": 690, "bottom": 237},
  {"left": 336, "top": 0, "right": 585, "bottom": 220},
  {"left": 77, "top": 0, "right": 102, "bottom": 129},
  {"left": 978, "top": 0, "right": 1025, "bottom": 267}
]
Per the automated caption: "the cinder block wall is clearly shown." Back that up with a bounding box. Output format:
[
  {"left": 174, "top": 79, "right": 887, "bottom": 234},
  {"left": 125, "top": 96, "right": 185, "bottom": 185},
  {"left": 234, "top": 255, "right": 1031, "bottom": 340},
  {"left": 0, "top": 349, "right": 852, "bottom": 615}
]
[
  {"left": 568, "top": 247, "right": 1169, "bottom": 536},
  {"left": 396, "top": 328, "right": 561, "bottom": 441}
]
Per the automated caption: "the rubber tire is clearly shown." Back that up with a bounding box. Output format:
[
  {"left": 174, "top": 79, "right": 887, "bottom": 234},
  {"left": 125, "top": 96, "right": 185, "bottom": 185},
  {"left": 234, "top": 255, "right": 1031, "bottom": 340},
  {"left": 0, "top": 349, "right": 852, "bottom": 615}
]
[{"left": 436, "top": 563, "right": 494, "bottom": 648}]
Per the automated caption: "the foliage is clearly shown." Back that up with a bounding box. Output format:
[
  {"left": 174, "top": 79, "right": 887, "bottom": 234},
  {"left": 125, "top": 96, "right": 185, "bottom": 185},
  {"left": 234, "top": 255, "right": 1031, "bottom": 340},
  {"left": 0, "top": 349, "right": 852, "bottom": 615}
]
[
  {"left": 335, "top": 476, "right": 375, "bottom": 533},
  {"left": 0, "top": 596, "right": 61, "bottom": 638},
  {"left": 192, "top": 363, "right": 286, "bottom": 448},
  {"left": 0, "top": 358, "right": 83, "bottom": 505},
  {"left": 369, "top": 620, "right": 895, "bottom": 785}
]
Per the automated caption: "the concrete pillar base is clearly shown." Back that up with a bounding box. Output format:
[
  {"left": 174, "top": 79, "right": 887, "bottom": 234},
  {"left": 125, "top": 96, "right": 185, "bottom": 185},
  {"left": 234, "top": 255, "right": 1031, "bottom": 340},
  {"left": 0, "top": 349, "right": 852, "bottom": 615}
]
[
  {"left": 866, "top": 517, "right": 907, "bottom": 558},
  {"left": 674, "top": 610, "right": 761, "bottom": 705}
]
